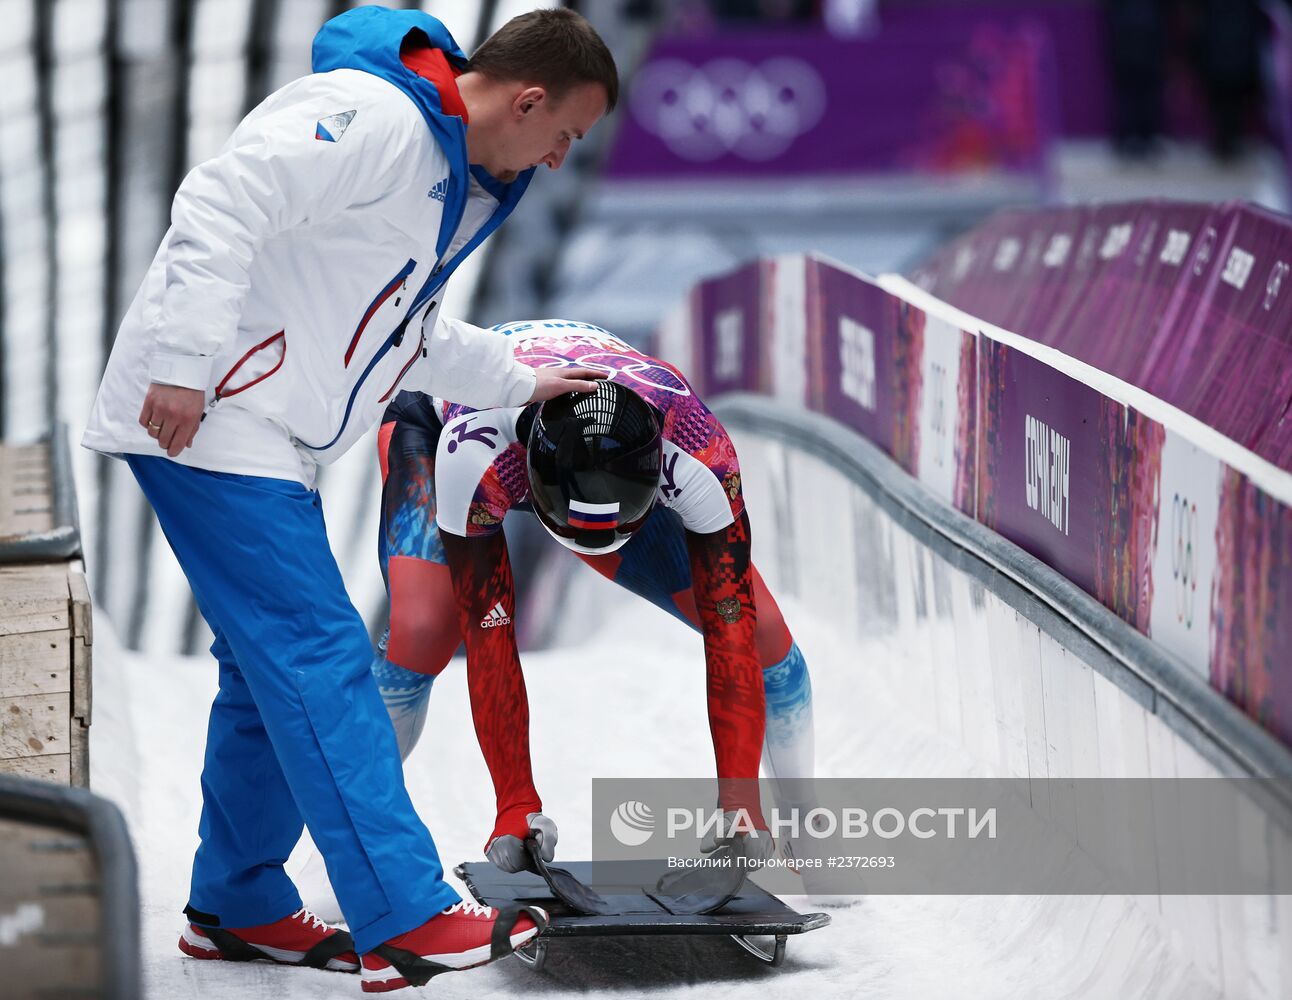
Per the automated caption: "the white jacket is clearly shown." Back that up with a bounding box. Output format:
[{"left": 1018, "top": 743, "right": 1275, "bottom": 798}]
[{"left": 83, "top": 65, "right": 536, "bottom": 487}]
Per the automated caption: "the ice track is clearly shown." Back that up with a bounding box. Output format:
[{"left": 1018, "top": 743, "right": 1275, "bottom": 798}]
[{"left": 91, "top": 562, "right": 1218, "bottom": 1000}]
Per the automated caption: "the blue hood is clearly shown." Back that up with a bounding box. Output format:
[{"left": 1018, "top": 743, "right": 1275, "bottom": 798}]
[
  {"left": 311, "top": 6, "right": 534, "bottom": 260},
  {"left": 312, "top": 7, "right": 468, "bottom": 143}
]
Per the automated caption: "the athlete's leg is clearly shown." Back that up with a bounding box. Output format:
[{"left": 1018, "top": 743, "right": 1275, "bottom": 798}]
[
  {"left": 373, "top": 407, "right": 460, "bottom": 759},
  {"left": 749, "top": 569, "right": 814, "bottom": 798}
]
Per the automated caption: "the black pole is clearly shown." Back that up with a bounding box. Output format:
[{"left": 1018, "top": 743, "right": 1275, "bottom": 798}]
[
  {"left": 180, "top": 596, "right": 205, "bottom": 655},
  {"left": 127, "top": 0, "right": 197, "bottom": 650},
  {"left": 34, "top": 0, "right": 59, "bottom": 433},
  {"left": 243, "top": 0, "right": 281, "bottom": 116},
  {"left": 165, "top": 0, "right": 195, "bottom": 202},
  {"left": 472, "top": 0, "right": 501, "bottom": 51},
  {"left": 94, "top": 0, "right": 126, "bottom": 601}
]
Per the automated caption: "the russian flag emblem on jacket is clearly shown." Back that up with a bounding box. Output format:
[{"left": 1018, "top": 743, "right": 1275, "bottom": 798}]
[{"left": 315, "top": 110, "right": 357, "bottom": 142}]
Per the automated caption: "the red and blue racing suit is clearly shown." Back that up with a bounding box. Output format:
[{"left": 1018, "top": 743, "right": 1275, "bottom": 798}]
[{"left": 371, "top": 321, "right": 814, "bottom": 851}]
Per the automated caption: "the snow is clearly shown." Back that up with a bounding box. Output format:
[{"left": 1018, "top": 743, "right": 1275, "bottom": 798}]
[{"left": 90, "top": 560, "right": 1219, "bottom": 1000}]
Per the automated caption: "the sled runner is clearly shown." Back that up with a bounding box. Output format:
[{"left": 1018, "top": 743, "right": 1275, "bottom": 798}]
[{"left": 454, "top": 854, "right": 830, "bottom": 971}]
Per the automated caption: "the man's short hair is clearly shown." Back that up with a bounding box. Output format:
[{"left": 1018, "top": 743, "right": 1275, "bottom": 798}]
[{"left": 468, "top": 8, "right": 619, "bottom": 112}]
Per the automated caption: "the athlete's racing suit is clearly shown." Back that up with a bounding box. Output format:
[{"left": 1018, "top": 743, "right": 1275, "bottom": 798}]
[{"left": 373, "top": 320, "right": 815, "bottom": 853}]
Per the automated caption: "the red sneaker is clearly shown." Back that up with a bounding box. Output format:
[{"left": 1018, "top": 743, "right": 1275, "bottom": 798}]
[
  {"left": 360, "top": 900, "right": 547, "bottom": 993},
  {"left": 178, "top": 906, "right": 359, "bottom": 972}
]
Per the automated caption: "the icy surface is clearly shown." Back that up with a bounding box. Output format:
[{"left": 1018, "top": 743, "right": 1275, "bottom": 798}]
[{"left": 91, "top": 565, "right": 1219, "bottom": 1000}]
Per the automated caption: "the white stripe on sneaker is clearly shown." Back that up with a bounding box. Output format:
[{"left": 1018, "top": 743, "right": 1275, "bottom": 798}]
[
  {"left": 182, "top": 924, "right": 356, "bottom": 969},
  {"left": 360, "top": 923, "right": 539, "bottom": 985},
  {"left": 421, "top": 924, "right": 538, "bottom": 969},
  {"left": 181, "top": 926, "right": 220, "bottom": 953},
  {"left": 362, "top": 965, "right": 405, "bottom": 987}
]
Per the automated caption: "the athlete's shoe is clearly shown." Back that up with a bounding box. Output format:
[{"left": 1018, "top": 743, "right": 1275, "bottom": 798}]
[
  {"left": 178, "top": 906, "right": 359, "bottom": 972},
  {"left": 360, "top": 900, "right": 548, "bottom": 993}
]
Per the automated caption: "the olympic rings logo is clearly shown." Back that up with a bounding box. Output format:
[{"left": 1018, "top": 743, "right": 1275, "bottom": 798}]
[
  {"left": 630, "top": 57, "right": 827, "bottom": 162},
  {"left": 1170, "top": 492, "right": 1197, "bottom": 629},
  {"left": 515, "top": 351, "right": 692, "bottom": 397}
]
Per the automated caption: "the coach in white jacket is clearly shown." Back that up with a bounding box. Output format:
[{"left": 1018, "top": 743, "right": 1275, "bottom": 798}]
[{"left": 83, "top": 6, "right": 615, "bottom": 989}]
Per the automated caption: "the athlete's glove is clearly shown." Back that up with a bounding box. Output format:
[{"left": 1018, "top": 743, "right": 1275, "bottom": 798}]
[
  {"left": 700, "top": 809, "right": 775, "bottom": 865},
  {"left": 485, "top": 813, "right": 559, "bottom": 873}
]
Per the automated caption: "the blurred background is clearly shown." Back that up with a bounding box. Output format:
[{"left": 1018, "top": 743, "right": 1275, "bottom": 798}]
[{"left": 1, "top": 0, "right": 1289, "bottom": 654}]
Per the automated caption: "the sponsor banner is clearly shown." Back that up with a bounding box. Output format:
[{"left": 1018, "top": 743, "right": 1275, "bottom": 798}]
[
  {"left": 672, "top": 251, "right": 1292, "bottom": 751},
  {"left": 1167, "top": 204, "right": 1292, "bottom": 455},
  {"left": 956, "top": 208, "right": 1037, "bottom": 327},
  {"left": 977, "top": 337, "right": 1112, "bottom": 597},
  {"left": 1148, "top": 430, "right": 1222, "bottom": 679},
  {"left": 921, "top": 211, "right": 1023, "bottom": 319},
  {"left": 808, "top": 259, "right": 900, "bottom": 457},
  {"left": 1134, "top": 203, "right": 1233, "bottom": 394},
  {"left": 1213, "top": 469, "right": 1292, "bottom": 746},
  {"left": 911, "top": 309, "right": 969, "bottom": 510},
  {"left": 953, "top": 331, "right": 979, "bottom": 518},
  {"left": 1040, "top": 203, "right": 1160, "bottom": 357},
  {"left": 653, "top": 296, "right": 695, "bottom": 380},
  {"left": 694, "top": 260, "right": 764, "bottom": 395},
  {"left": 591, "top": 777, "right": 1292, "bottom": 894},
  {"left": 1028, "top": 203, "right": 1140, "bottom": 353},
  {"left": 990, "top": 204, "right": 1087, "bottom": 332},
  {"left": 1088, "top": 406, "right": 1161, "bottom": 632},
  {"left": 605, "top": 23, "right": 1054, "bottom": 180},
  {"left": 767, "top": 254, "right": 809, "bottom": 405},
  {"left": 1095, "top": 201, "right": 1213, "bottom": 385},
  {"left": 915, "top": 199, "right": 1292, "bottom": 469}
]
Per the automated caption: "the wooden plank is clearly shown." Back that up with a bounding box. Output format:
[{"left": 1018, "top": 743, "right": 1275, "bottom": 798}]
[
  {"left": 0, "top": 753, "right": 70, "bottom": 783},
  {"left": 69, "top": 724, "right": 88, "bottom": 789},
  {"left": 0, "top": 816, "right": 97, "bottom": 897},
  {"left": 0, "top": 631, "right": 69, "bottom": 697},
  {"left": 2, "top": 898, "right": 102, "bottom": 999},
  {"left": 0, "top": 564, "right": 69, "bottom": 597},
  {"left": 6, "top": 944, "right": 101, "bottom": 1000},
  {"left": 0, "top": 444, "right": 53, "bottom": 543},
  {"left": 0, "top": 565, "right": 71, "bottom": 638},
  {"left": 0, "top": 795, "right": 102, "bottom": 992},
  {"left": 69, "top": 566, "right": 92, "bottom": 726},
  {"left": 0, "top": 692, "right": 71, "bottom": 758},
  {"left": 0, "top": 448, "right": 12, "bottom": 530}
]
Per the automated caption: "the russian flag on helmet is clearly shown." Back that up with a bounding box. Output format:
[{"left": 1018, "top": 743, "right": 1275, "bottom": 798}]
[{"left": 567, "top": 499, "right": 619, "bottom": 531}]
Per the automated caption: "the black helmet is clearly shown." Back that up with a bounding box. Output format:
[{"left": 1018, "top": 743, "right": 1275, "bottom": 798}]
[{"left": 526, "top": 380, "right": 663, "bottom": 554}]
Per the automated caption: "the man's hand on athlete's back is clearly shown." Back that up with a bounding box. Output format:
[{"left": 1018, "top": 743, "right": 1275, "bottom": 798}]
[
  {"left": 139, "top": 384, "right": 204, "bottom": 457},
  {"left": 528, "top": 366, "right": 605, "bottom": 401}
]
